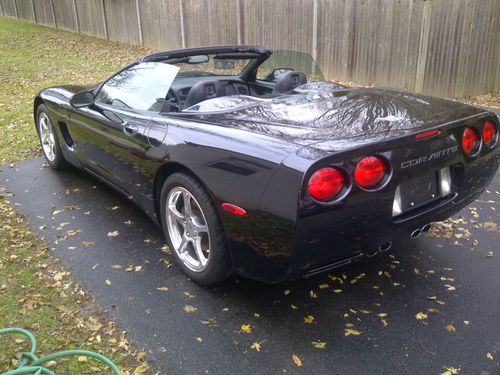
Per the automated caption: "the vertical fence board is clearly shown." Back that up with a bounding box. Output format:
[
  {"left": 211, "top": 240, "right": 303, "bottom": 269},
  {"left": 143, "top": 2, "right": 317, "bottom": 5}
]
[
  {"left": 75, "top": 0, "right": 106, "bottom": 38},
  {"left": 14, "top": 0, "right": 33, "bottom": 21},
  {"left": 0, "top": 0, "right": 16, "bottom": 17},
  {"left": 52, "top": 0, "right": 77, "bottom": 30},
  {"left": 183, "top": 0, "right": 237, "bottom": 46},
  {"left": 241, "top": 0, "right": 314, "bottom": 53},
  {"left": 33, "top": 0, "right": 54, "bottom": 26},
  {"left": 103, "top": 0, "right": 140, "bottom": 45},
  {"left": 139, "top": 0, "right": 183, "bottom": 50},
  {"left": 317, "top": 0, "right": 353, "bottom": 81}
]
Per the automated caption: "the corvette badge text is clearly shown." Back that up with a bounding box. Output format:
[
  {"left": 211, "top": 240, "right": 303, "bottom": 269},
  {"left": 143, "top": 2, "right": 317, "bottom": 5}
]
[{"left": 401, "top": 145, "right": 458, "bottom": 169}]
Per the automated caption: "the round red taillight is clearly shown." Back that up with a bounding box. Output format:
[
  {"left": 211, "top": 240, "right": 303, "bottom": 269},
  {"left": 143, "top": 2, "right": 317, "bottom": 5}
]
[
  {"left": 483, "top": 120, "right": 497, "bottom": 147},
  {"left": 307, "top": 167, "right": 346, "bottom": 201},
  {"left": 354, "top": 156, "right": 387, "bottom": 189},
  {"left": 462, "top": 127, "right": 480, "bottom": 155}
]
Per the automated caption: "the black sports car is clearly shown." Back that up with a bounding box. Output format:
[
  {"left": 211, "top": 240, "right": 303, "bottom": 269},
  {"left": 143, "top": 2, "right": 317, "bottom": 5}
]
[{"left": 34, "top": 45, "right": 499, "bottom": 284}]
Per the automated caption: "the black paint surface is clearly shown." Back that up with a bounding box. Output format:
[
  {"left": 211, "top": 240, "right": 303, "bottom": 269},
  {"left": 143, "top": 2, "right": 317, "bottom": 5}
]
[{"left": 1, "top": 158, "right": 499, "bottom": 375}]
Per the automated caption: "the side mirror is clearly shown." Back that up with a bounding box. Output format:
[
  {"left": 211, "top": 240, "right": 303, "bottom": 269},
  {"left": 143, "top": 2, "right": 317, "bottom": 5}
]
[{"left": 70, "top": 90, "right": 95, "bottom": 108}]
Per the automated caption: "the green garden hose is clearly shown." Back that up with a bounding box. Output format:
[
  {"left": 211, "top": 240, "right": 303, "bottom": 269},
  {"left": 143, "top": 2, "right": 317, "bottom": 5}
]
[{"left": 0, "top": 327, "right": 121, "bottom": 375}]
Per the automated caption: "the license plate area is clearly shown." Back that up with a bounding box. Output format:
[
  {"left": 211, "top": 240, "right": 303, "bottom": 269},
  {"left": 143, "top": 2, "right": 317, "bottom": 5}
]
[
  {"left": 400, "top": 171, "right": 441, "bottom": 211},
  {"left": 393, "top": 167, "right": 452, "bottom": 217}
]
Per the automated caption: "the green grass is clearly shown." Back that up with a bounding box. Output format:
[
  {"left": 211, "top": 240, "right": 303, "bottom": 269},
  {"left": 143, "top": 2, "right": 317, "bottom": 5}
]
[
  {"left": 0, "top": 16, "right": 150, "bottom": 164},
  {"left": 0, "top": 16, "right": 152, "bottom": 374}
]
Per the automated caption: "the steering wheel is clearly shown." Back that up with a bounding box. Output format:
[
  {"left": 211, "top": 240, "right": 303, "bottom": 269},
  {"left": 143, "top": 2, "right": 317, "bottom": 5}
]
[{"left": 164, "top": 88, "right": 181, "bottom": 112}]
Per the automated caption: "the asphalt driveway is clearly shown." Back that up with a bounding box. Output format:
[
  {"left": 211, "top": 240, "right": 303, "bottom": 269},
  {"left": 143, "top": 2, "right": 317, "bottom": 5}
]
[{"left": 0, "top": 158, "right": 499, "bottom": 375}]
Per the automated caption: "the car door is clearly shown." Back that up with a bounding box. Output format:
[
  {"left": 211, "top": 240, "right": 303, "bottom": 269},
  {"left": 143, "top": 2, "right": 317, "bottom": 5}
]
[
  {"left": 68, "top": 104, "right": 152, "bottom": 200},
  {"left": 68, "top": 61, "right": 179, "bottom": 200}
]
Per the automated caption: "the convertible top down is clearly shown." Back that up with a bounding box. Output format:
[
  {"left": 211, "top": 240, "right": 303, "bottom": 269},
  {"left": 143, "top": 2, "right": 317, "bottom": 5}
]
[{"left": 34, "top": 45, "right": 499, "bottom": 284}]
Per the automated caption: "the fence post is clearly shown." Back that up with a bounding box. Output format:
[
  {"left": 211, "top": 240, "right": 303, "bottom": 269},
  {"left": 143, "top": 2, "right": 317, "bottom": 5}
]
[
  {"left": 13, "top": 0, "right": 19, "bottom": 19},
  {"left": 135, "top": 0, "right": 143, "bottom": 45},
  {"left": 415, "top": 0, "right": 431, "bottom": 93},
  {"left": 236, "top": 0, "right": 242, "bottom": 44},
  {"left": 49, "top": 0, "right": 57, "bottom": 28},
  {"left": 311, "top": 0, "right": 318, "bottom": 61},
  {"left": 31, "top": 0, "right": 36, "bottom": 23},
  {"left": 101, "top": 0, "right": 108, "bottom": 40},
  {"left": 72, "top": 0, "right": 80, "bottom": 32},
  {"left": 179, "top": 0, "right": 186, "bottom": 48}
]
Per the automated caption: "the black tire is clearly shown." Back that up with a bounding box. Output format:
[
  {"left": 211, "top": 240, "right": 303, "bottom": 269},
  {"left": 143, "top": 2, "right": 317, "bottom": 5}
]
[
  {"left": 160, "top": 172, "right": 232, "bottom": 285},
  {"left": 36, "top": 104, "right": 68, "bottom": 169}
]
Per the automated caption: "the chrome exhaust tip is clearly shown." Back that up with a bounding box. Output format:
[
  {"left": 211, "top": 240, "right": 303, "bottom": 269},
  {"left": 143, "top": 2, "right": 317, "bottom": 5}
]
[
  {"left": 421, "top": 223, "right": 432, "bottom": 232},
  {"left": 410, "top": 228, "right": 422, "bottom": 239},
  {"left": 379, "top": 241, "right": 392, "bottom": 253}
]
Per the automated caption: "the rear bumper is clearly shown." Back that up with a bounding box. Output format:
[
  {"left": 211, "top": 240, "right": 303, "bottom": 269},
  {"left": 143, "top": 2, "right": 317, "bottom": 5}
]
[
  {"left": 231, "top": 151, "right": 498, "bottom": 283},
  {"left": 287, "top": 152, "right": 498, "bottom": 281}
]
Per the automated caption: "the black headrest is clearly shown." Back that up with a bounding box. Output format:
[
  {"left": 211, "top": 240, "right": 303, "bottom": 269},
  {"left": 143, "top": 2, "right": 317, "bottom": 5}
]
[
  {"left": 185, "top": 81, "right": 225, "bottom": 108},
  {"left": 273, "top": 71, "right": 307, "bottom": 94}
]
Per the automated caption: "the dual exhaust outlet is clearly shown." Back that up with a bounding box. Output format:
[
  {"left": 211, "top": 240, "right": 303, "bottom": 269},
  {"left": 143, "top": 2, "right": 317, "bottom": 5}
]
[
  {"left": 366, "top": 223, "right": 432, "bottom": 257},
  {"left": 410, "top": 223, "right": 432, "bottom": 239}
]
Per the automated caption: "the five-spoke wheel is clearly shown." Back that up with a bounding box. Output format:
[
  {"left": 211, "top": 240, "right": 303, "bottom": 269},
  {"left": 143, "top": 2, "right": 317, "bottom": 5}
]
[
  {"left": 36, "top": 104, "right": 67, "bottom": 169},
  {"left": 160, "top": 173, "right": 232, "bottom": 285},
  {"left": 166, "top": 187, "right": 211, "bottom": 272}
]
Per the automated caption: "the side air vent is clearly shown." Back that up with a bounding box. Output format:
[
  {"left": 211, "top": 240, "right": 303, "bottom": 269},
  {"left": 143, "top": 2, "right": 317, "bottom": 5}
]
[{"left": 58, "top": 122, "right": 74, "bottom": 147}]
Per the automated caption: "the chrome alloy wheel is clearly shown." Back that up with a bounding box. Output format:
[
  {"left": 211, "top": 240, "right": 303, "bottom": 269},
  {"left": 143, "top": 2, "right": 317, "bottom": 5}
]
[
  {"left": 38, "top": 112, "right": 56, "bottom": 162},
  {"left": 166, "top": 187, "right": 211, "bottom": 272}
]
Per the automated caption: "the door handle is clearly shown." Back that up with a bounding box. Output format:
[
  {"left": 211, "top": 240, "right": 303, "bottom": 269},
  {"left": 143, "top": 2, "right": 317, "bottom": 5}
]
[{"left": 124, "top": 123, "right": 139, "bottom": 136}]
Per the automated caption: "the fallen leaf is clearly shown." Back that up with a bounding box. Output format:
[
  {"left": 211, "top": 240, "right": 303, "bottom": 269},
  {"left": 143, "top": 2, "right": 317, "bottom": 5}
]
[
  {"left": 133, "top": 363, "right": 149, "bottom": 374},
  {"left": 156, "top": 287, "right": 169, "bottom": 292},
  {"left": 415, "top": 312, "right": 428, "bottom": 320},
  {"left": 107, "top": 230, "right": 119, "bottom": 238},
  {"left": 445, "top": 324, "right": 456, "bottom": 333},
  {"left": 184, "top": 305, "right": 198, "bottom": 313},
  {"left": 111, "top": 265, "right": 122, "bottom": 269},
  {"left": 486, "top": 352, "right": 494, "bottom": 360},
  {"left": 312, "top": 341, "right": 326, "bottom": 349},
  {"left": 304, "top": 315, "right": 315, "bottom": 324},
  {"left": 441, "top": 366, "right": 460, "bottom": 375},
  {"left": 250, "top": 342, "right": 261, "bottom": 352},
  {"left": 292, "top": 354, "right": 302, "bottom": 367},
  {"left": 105, "top": 279, "right": 111, "bottom": 286},
  {"left": 344, "top": 328, "right": 361, "bottom": 336},
  {"left": 241, "top": 324, "right": 252, "bottom": 333}
]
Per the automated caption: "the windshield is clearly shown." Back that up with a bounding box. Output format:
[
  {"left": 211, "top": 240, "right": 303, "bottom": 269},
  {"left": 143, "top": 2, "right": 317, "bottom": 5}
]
[{"left": 167, "top": 53, "right": 257, "bottom": 77}]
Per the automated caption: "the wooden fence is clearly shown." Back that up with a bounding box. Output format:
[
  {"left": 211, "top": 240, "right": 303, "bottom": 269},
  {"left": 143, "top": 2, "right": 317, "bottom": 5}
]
[{"left": 1, "top": 0, "right": 499, "bottom": 98}]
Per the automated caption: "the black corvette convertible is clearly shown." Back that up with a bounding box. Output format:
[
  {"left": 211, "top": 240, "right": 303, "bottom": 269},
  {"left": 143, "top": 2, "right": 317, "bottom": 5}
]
[{"left": 34, "top": 45, "right": 499, "bottom": 284}]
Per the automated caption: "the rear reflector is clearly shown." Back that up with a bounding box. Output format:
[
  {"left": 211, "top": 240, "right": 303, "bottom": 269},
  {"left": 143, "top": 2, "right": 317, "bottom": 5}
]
[
  {"left": 462, "top": 127, "right": 480, "bottom": 155},
  {"left": 483, "top": 120, "right": 497, "bottom": 147},
  {"left": 221, "top": 203, "right": 247, "bottom": 216},
  {"left": 307, "top": 167, "right": 346, "bottom": 201},
  {"left": 416, "top": 129, "right": 441, "bottom": 140},
  {"left": 354, "top": 156, "right": 388, "bottom": 189}
]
